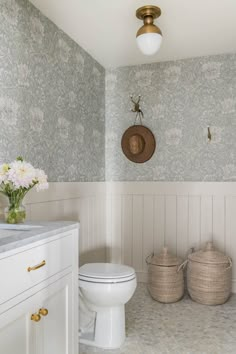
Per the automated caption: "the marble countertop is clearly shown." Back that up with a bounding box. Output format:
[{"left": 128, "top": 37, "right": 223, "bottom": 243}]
[{"left": 0, "top": 221, "right": 79, "bottom": 254}]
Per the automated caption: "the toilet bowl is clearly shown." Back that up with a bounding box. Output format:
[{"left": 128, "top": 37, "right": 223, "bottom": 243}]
[{"left": 79, "top": 263, "right": 137, "bottom": 349}]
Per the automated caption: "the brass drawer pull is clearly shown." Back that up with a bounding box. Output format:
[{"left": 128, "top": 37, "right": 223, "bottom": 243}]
[
  {"left": 27, "top": 260, "right": 46, "bottom": 272},
  {"left": 39, "top": 308, "right": 48, "bottom": 316},
  {"left": 31, "top": 313, "right": 41, "bottom": 322}
]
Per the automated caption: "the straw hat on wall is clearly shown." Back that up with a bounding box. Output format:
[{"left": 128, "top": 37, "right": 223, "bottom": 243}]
[{"left": 121, "top": 125, "right": 156, "bottom": 163}]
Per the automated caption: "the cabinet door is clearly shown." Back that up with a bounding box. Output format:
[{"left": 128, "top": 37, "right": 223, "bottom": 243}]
[
  {"left": 0, "top": 300, "right": 35, "bottom": 354},
  {"left": 0, "top": 273, "right": 76, "bottom": 354},
  {"left": 39, "top": 274, "right": 74, "bottom": 354}
]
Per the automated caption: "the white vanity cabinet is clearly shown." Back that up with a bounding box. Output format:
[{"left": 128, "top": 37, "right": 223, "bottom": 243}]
[
  {"left": 0, "top": 223, "right": 79, "bottom": 354},
  {"left": 0, "top": 274, "right": 73, "bottom": 354}
]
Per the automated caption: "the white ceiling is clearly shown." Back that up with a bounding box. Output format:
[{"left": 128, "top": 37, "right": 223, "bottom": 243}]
[{"left": 30, "top": 0, "right": 236, "bottom": 68}]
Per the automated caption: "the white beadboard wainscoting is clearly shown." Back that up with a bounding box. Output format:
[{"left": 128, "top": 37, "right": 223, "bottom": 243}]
[
  {"left": 105, "top": 182, "right": 236, "bottom": 292},
  {"left": 105, "top": 183, "right": 229, "bottom": 283},
  {"left": 1, "top": 182, "right": 236, "bottom": 291}
]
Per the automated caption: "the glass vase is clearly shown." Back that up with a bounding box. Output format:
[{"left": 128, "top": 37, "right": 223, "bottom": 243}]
[{"left": 4, "top": 201, "right": 26, "bottom": 224}]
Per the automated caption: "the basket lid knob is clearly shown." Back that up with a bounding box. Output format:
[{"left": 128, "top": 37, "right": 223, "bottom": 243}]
[
  {"left": 205, "top": 242, "right": 214, "bottom": 251},
  {"left": 162, "top": 247, "right": 168, "bottom": 256}
]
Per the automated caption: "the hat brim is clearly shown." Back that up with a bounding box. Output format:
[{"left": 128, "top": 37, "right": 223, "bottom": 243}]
[{"left": 121, "top": 125, "right": 156, "bottom": 163}]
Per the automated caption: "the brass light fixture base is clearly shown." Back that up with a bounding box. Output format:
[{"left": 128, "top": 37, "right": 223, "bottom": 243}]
[
  {"left": 136, "top": 5, "right": 162, "bottom": 37},
  {"left": 136, "top": 5, "right": 161, "bottom": 21}
]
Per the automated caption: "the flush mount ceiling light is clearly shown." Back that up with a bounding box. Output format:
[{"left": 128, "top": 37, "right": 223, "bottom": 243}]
[{"left": 136, "top": 5, "right": 162, "bottom": 56}]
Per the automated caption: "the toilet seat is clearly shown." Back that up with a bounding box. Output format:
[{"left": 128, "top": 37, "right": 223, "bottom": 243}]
[
  {"left": 79, "top": 263, "right": 136, "bottom": 284},
  {"left": 79, "top": 273, "right": 136, "bottom": 283}
]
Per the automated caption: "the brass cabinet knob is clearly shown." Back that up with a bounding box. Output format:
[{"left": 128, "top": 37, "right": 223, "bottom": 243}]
[
  {"left": 39, "top": 308, "right": 48, "bottom": 316},
  {"left": 31, "top": 313, "right": 41, "bottom": 322}
]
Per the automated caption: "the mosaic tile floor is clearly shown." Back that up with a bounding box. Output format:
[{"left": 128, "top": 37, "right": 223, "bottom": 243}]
[{"left": 79, "top": 283, "right": 236, "bottom": 354}]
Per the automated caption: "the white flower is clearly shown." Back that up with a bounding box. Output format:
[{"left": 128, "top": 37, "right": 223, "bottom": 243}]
[
  {"left": 0, "top": 164, "right": 9, "bottom": 184},
  {"left": 35, "top": 169, "right": 48, "bottom": 191},
  {"left": 0, "top": 158, "right": 48, "bottom": 197},
  {"left": 8, "top": 160, "right": 36, "bottom": 189}
]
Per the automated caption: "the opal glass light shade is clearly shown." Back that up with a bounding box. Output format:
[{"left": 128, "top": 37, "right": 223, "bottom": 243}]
[{"left": 136, "top": 32, "right": 162, "bottom": 56}]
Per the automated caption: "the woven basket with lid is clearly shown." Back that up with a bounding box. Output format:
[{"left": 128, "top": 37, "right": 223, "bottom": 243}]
[
  {"left": 187, "top": 242, "right": 232, "bottom": 305},
  {"left": 147, "top": 247, "right": 185, "bottom": 303}
]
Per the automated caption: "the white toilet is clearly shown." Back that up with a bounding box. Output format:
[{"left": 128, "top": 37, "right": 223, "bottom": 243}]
[{"left": 79, "top": 263, "right": 137, "bottom": 349}]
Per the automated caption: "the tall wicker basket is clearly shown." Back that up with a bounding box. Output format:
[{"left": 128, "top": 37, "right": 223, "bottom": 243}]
[
  {"left": 187, "top": 242, "right": 232, "bottom": 305},
  {"left": 146, "top": 248, "right": 186, "bottom": 303}
]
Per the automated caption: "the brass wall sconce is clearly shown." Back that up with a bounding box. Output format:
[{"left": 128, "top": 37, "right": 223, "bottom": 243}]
[{"left": 136, "top": 5, "right": 163, "bottom": 56}]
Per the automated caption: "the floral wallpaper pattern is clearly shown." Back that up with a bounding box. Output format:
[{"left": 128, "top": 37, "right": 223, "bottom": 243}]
[
  {"left": 1, "top": 1, "right": 236, "bottom": 183},
  {"left": 106, "top": 53, "right": 236, "bottom": 181},
  {"left": 0, "top": 0, "right": 105, "bottom": 182}
]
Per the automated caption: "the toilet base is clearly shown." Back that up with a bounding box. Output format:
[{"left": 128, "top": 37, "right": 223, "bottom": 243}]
[{"left": 80, "top": 305, "right": 125, "bottom": 349}]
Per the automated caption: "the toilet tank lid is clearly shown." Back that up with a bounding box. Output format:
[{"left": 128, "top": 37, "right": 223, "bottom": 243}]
[{"left": 79, "top": 263, "right": 135, "bottom": 279}]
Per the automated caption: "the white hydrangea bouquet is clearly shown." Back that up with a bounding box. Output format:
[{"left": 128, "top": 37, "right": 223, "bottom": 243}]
[{"left": 0, "top": 157, "right": 48, "bottom": 224}]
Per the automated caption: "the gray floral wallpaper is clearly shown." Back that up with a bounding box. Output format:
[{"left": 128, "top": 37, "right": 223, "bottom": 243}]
[
  {"left": 0, "top": 0, "right": 105, "bottom": 182},
  {"left": 1, "top": 1, "right": 236, "bottom": 183},
  {"left": 106, "top": 53, "right": 236, "bottom": 181}
]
